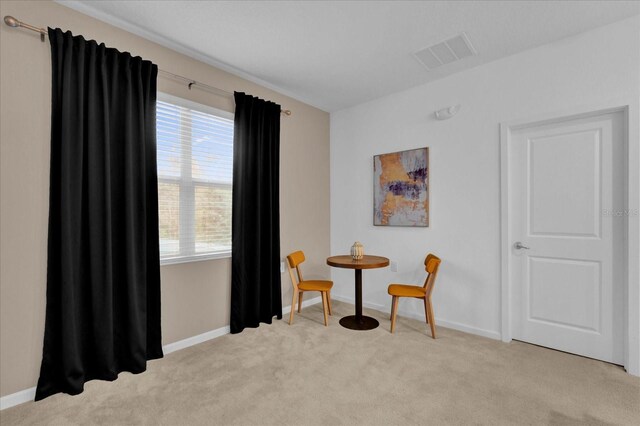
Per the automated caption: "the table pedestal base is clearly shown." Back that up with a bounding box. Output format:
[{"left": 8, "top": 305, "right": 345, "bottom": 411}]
[
  {"left": 338, "top": 268, "right": 380, "bottom": 330},
  {"left": 339, "top": 315, "right": 379, "bottom": 330}
]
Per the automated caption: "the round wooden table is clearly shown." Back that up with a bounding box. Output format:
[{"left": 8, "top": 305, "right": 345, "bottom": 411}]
[{"left": 326, "top": 255, "right": 390, "bottom": 330}]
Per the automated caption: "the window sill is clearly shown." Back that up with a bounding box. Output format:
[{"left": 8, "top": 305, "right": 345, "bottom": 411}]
[{"left": 160, "top": 251, "right": 231, "bottom": 266}]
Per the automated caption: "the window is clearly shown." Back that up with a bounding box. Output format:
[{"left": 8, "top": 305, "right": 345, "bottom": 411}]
[{"left": 156, "top": 94, "right": 234, "bottom": 264}]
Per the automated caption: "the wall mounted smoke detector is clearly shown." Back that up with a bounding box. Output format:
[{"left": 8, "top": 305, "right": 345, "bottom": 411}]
[{"left": 434, "top": 105, "right": 460, "bottom": 120}]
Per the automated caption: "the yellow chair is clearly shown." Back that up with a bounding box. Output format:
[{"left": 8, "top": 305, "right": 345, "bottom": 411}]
[
  {"left": 388, "top": 254, "right": 441, "bottom": 338},
  {"left": 286, "top": 251, "right": 333, "bottom": 326}
]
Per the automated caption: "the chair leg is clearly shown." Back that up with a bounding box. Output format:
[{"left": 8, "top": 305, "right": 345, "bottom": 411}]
[
  {"left": 289, "top": 289, "right": 298, "bottom": 325},
  {"left": 327, "top": 290, "right": 332, "bottom": 316},
  {"left": 426, "top": 297, "right": 436, "bottom": 339},
  {"left": 390, "top": 296, "right": 399, "bottom": 333},
  {"left": 390, "top": 296, "right": 394, "bottom": 320},
  {"left": 321, "top": 292, "right": 329, "bottom": 326},
  {"left": 423, "top": 297, "right": 429, "bottom": 324},
  {"left": 298, "top": 291, "right": 304, "bottom": 313}
]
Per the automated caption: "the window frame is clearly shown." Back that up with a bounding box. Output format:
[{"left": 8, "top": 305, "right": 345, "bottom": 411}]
[{"left": 157, "top": 92, "right": 234, "bottom": 266}]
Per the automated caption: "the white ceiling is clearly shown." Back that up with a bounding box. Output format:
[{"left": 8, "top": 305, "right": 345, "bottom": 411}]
[{"left": 59, "top": 1, "right": 639, "bottom": 112}]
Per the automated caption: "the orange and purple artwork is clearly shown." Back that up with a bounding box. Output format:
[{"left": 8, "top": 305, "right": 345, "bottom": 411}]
[{"left": 374, "top": 147, "right": 429, "bottom": 227}]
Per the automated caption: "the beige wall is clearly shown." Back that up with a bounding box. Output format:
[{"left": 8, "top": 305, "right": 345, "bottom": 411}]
[{"left": 0, "top": 0, "right": 330, "bottom": 397}]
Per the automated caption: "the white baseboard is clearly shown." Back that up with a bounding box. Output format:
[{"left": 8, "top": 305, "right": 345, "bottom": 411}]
[
  {"left": 282, "top": 296, "right": 322, "bottom": 315},
  {"left": 330, "top": 294, "right": 501, "bottom": 341},
  {"left": 0, "top": 295, "right": 323, "bottom": 411},
  {"left": 162, "top": 325, "right": 231, "bottom": 355},
  {"left": 0, "top": 387, "right": 37, "bottom": 411},
  {"left": 162, "top": 296, "right": 321, "bottom": 356}
]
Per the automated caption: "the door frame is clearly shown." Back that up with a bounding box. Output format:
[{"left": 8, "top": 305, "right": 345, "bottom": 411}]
[{"left": 500, "top": 98, "right": 640, "bottom": 376}]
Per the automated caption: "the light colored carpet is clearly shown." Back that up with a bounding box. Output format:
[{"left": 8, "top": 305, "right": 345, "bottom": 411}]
[{"left": 1, "top": 300, "right": 639, "bottom": 425}]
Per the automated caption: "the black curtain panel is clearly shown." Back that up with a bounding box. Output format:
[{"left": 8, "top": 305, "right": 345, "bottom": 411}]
[
  {"left": 36, "top": 28, "right": 163, "bottom": 401},
  {"left": 230, "top": 92, "right": 282, "bottom": 334}
]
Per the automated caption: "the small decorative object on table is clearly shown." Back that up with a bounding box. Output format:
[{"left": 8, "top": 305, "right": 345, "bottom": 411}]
[{"left": 350, "top": 242, "right": 364, "bottom": 260}]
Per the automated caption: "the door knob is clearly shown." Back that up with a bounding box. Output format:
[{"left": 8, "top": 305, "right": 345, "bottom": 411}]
[{"left": 514, "top": 242, "right": 530, "bottom": 250}]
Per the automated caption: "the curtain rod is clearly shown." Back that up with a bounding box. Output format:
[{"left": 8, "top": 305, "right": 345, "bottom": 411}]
[{"left": 3, "top": 15, "right": 293, "bottom": 116}]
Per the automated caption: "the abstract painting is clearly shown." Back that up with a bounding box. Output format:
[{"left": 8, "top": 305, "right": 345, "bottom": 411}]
[{"left": 374, "top": 147, "right": 429, "bottom": 227}]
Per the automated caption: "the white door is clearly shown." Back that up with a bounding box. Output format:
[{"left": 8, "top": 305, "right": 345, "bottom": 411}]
[{"left": 509, "top": 110, "right": 624, "bottom": 364}]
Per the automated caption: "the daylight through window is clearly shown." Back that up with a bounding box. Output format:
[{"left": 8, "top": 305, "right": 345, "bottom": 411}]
[{"left": 157, "top": 96, "right": 233, "bottom": 263}]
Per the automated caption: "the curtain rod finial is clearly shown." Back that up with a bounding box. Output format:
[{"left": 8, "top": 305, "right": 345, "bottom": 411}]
[
  {"left": 4, "top": 16, "right": 20, "bottom": 27},
  {"left": 4, "top": 15, "right": 45, "bottom": 41}
]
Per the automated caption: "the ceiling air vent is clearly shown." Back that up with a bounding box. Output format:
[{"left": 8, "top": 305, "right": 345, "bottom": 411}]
[{"left": 414, "top": 33, "right": 476, "bottom": 71}]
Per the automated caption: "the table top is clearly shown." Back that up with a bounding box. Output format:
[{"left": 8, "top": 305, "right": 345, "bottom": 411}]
[{"left": 326, "top": 255, "right": 390, "bottom": 270}]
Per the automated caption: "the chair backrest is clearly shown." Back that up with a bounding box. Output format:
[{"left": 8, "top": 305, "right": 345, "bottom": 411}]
[
  {"left": 286, "top": 251, "right": 306, "bottom": 288},
  {"left": 422, "top": 253, "right": 441, "bottom": 298}
]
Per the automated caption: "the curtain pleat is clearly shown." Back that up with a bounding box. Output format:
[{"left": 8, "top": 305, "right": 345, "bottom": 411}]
[
  {"left": 230, "top": 92, "right": 282, "bottom": 334},
  {"left": 35, "top": 28, "right": 163, "bottom": 401}
]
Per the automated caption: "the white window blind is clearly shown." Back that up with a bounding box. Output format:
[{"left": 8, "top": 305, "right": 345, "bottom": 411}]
[{"left": 156, "top": 94, "right": 234, "bottom": 264}]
